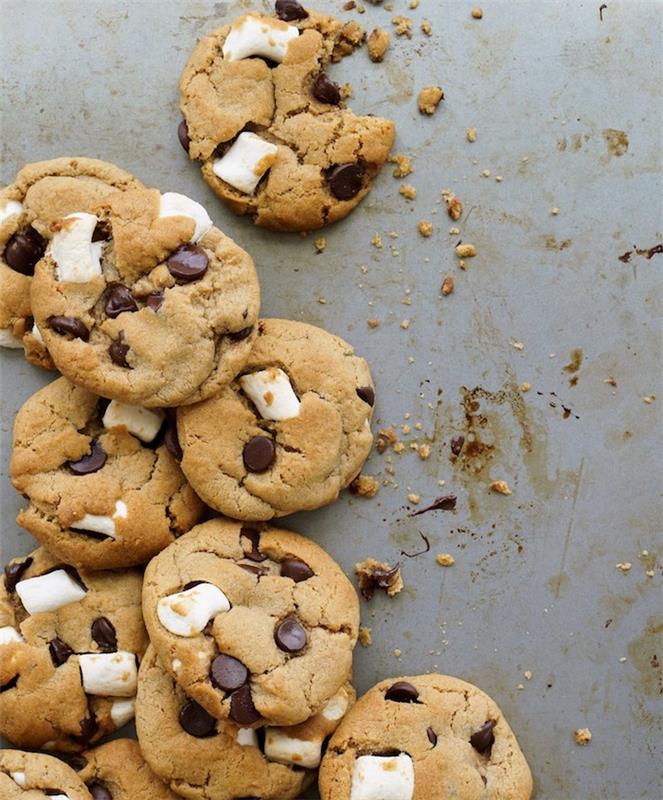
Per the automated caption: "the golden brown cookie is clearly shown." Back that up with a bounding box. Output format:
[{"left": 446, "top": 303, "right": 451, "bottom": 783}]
[
  {"left": 142, "top": 518, "right": 360, "bottom": 727},
  {"left": 11, "top": 376, "right": 204, "bottom": 570},
  {"left": 178, "top": 318, "right": 374, "bottom": 520},
  {"left": 179, "top": 3, "right": 395, "bottom": 231},
  {"left": 318, "top": 674, "right": 533, "bottom": 800},
  {"left": 0, "top": 749, "right": 92, "bottom": 799}
]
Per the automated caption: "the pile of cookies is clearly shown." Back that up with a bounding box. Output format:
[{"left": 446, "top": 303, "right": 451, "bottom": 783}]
[{"left": 0, "top": 2, "right": 533, "bottom": 798}]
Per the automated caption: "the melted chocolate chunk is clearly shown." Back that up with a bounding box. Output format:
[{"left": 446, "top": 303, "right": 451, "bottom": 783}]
[
  {"left": 243, "top": 436, "right": 276, "bottom": 472},
  {"left": 88, "top": 782, "right": 112, "bottom": 800},
  {"left": 274, "top": 617, "right": 307, "bottom": 653},
  {"left": 210, "top": 654, "right": 249, "bottom": 692},
  {"left": 470, "top": 719, "right": 496, "bottom": 754},
  {"left": 109, "top": 333, "right": 131, "bottom": 368},
  {"left": 313, "top": 73, "right": 341, "bottom": 104},
  {"left": 226, "top": 326, "right": 254, "bottom": 342},
  {"left": 241, "top": 527, "right": 268, "bottom": 562},
  {"left": 385, "top": 681, "right": 420, "bottom": 703},
  {"left": 356, "top": 385, "right": 375, "bottom": 406},
  {"left": 179, "top": 699, "right": 217, "bottom": 737},
  {"left": 67, "top": 441, "right": 107, "bottom": 475},
  {"left": 0, "top": 675, "right": 19, "bottom": 692},
  {"left": 167, "top": 244, "right": 209, "bottom": 283},
  {"left": 427, "top": 726, "right": 437, "bottom": 745},
  {"left": 48, "top": 637, "right": 74, "bottom": 667},
  {"left": 91, "top": 617, "right": 117, "bottom": 652},
  {"left": 104, "top": 284, "right": 138, "bottom": 318},
  {"left": 327, "top": 163, "right": 364, "bottom": 200},
  {"left": 178, "top": 119, "right": 190, "bottom": 152},
  {"left": 229, "top": 685, "right": 261, "bottom": 725},
  {"left": 145, "top": 290, "right": 165, "bottom": 312},
  {"left": 280, "top": 558, "right": 314, "bottom": 582},
  {"left": 4, "top": 227, "right": 45, "bottom": 275},
  {"left": 49, "top": 315, "right": 89, "bottom": 341},
  {"left": 4, "top": 556, "right": 33, "bottom": 592},
  {"left": 275, "top": 0, "right": 309, "bottom": 21}
]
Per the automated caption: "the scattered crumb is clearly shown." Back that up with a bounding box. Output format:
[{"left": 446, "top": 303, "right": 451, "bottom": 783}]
[
  {"left": 418, "top": 443, "right": 431, "bottom": 460},
  {"left": 495, "top": 175, "right": 504, "bottom": 182},
  {"left": 443, "top": 191, "right": 463, "bottom": 220},
  {"left": 376, "top": 427, "right": 398, "bottom": 453},
  {"left": 371, "top": 232, "right": 383, "bottom": 249},
  {"left": 400, "top": 319, "right": 411, "bottom": 329},
  {"left": 340, "top": 82, "right": 352, "bottom": 99},
  {"left": 388, "top": 153, "right": 412, "bottom": 177},
  {"left": 394, "top": 648, "right": 402, "bottom": 657},
  {"left": 407, "top": 492, "right": 420, "bottom": 505},
  {"left": 355, "top": 558, "right": 404, "bottom": 599},
  {"left": 646, "top": 570, "right": 654, "bottom": 578},
  {"left": 332, "top": 20, "right": 367, "bottom": 61},
  {"left": 551, "top": 207, "right": 560, "bottom": 215},
  {"left": 367, "top": 318, "right": 380, "bottom": 328},
  {"left": 449, "top": 226, "right": 461, "bottom": 235},
  {"left": 314, "top": 236, "right": 326, "bottom": 253},
  {"left": 520, "top": 382, "right": 531, "bottom": 392},
  {"left": 467, "top": 127, "right": 477, "bottom": 142},
  {"left": 524, "top": 670, "right": 533, "bottom": 680},
  {"left": 420, "top": 19, "right": 432, "bottom": 36},
  {"left": 604, "top": 377, "right": 617, "bottom": 386},
  {"left": 481, "top": 169, "right": 491, "bottom": 177},
  {"left": 358, "top": 626, "right": 373, "bottom": 647},
  {"left": 350, "top": 474, "right": 381, "bottom": 498},
  {"left": 615, "top": 562, "right": 632, "bottom": 573},
  {"left": 574, "top": 728, "right": 592, "bottom": 746},
  {"left": 399, "top": 184, "right": 417, "bottom": 200},
  {"left": 455, "top": 243, "right": 476, "bottom": 258},
  {"left": 471, "top": 7, "right": 483, "bottom": 19},
  {"left": 643, "top": 395, "right": 656, "bottom": 404},
  {"left": 517, "top": 683, "right": 524, "bottom": 690},
  {"left": 619, "top": 656, "right": 627, "bottom": 663},
  {"left": 343, "top": 0, "right": 356, "bottom": 8},
  {"left": 511, "top": 340, "right": 525, "bottom": 351},
  {"left": 317, "top": 297, "right": 327, "bottom": 305},
  {"left": 392, "top": 15, "right": 413, "bottom": 37},
  {"left": 441, "top": 275, "right": 454, "bottom": 296},
  {"left": 436, "top": 553, "right": 455, "bottom": 567},
  {"left": 367, "top": 27, "right": 390, "bottom": 61},
  {"left": 408, "top": 0, "right": 419, "bottom": 8},
  {"left": 418, "top": 85, "right": 444, "bottom": 115},
  {"left": 418, "top": 220, "right": 433, "bottom": 237},
  {"left": 489, "top": 480, "right": 512, "bottom": 495}
]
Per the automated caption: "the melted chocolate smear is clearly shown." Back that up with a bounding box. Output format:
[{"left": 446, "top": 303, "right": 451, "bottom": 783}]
[
  {"left": 410, "top": 495, "right": 457, "bottom": 516},
  {"left": 4, "top": 556, "right": 33, "bottom": 592},
  {"left": 470, "top": 719, "right": 496, "bottom": 754},
  {"left": 400, "top": 532, "right": 431, "bottom": 558},
  {"left": 357, "top": 562, "right": 401, "bottom": 601},
  {"left": 241, "top": 527, "right": 267, "bottom": 562}
]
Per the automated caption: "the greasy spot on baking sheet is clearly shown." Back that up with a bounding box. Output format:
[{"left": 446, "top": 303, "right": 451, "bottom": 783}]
[
  {"left": 603, "top": 128, "right": 629, "bottom": 157},
  {"left": 626, "top": 616, "right": 663, "bottom": 697}
]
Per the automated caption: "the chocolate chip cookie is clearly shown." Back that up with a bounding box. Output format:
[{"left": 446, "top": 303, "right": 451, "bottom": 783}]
[
  {"left": 0, "top": 157, "right": 144, "bottom": 369},
  {"left": 0, "top": 749, "right": 92, "bottom": 800},
  {"left": 136, "top": 645, "right": 354, "bottom": 800},
  {"left": 318, "top": 674, "right": 533, "bottom": 800},
  {"left": 177, "top": 318, "right": 375, "bottom": 520},
  {"left": 142, "top": 518, "right": 360, "bottom": 727},
  {"left": 30, "top": 187, "right": 260, "bottom": 407},
  {"left": 11, "top": 376, "right": 204, "bottom": 570},
  {"left": 0, "top": 548, "right": 148, "bottom": 752},
  {"left": 179, "top": 3, "right": 395, "bottom": 231}
]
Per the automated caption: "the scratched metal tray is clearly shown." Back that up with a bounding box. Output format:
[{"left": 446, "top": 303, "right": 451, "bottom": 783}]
[{"left": 1, "top": 1, "right": 661, "bottom": 797}]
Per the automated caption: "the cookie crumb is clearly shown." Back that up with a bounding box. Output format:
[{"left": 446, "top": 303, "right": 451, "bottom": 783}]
[
  {"left": 400, "top": 319, "right": 411, "bottom": 329},
  {"left": 441, "top": 276, "right": 454, "bottom": 296},
  {"left": 389, "top": 153, "right": 413, "bottom": 178},
  {"left": 604, "top": 376, "right": 617, "bottom": 386},
  {"left": 355, "top": 558, "right": 404, "bottom": 600},
  {"left": 391, "top": 16, "right": 413, "bottom": 37},
  {"left": 418, "top": 220, "right": 433, "bottom": 237},
  {"left": 574, "top": 728, "right": 592, "bottom": 746},
  {"left": 340, "top": 82, "right": 352, "bottom": 99},
  {"left": 408, "top": 0, "right": 419, "bottom": 8},
  {"left": 467, "top": 127, "right": 477, "bottom": 142},
  {"left": 399, "top": 184, "right": 417, "bottom": 200},
  {"left": 471, "top": 7, "right": 483, "bottom": 19},
  {"left": 524, "top": 670, "right": 533, "bottom": 680},
  {"left": 358, "top": 626, "right": 373, "bottom": 647},
  {"left": 615, "top": 562, "right": 632, "bottom": 573},
  {"left": 511, "top": 340, "right": 525, "bottom": 351},
  {"left": 449, "top": 226, "right": 461, "bottom": 235},
  {"left": 443, "top": 191, "right": 463, "bottom": 220},
  {"left": 371, "top": 232, "right": 383, "bottom": 249},
  {"left": 418, "top": 443, "right": 431, "bottom": 460},
  {"left": 314, "top": 236, "right": 327, "bottom": 253},
  {"left": 520, "top": 382, "right": 531, "bottom": 392},
  {"left": 421, "top": 19, "right": 432, "bottom": 36},
  {"left": 317, "top": 297, "right": 327, "bottom": 304},
  {"left": 367, "top": 318, "right": 380, "bottom": 328},
  {"left": 418, "top": 85, "right": 444, "bottom": 115},
  {"left": 376, "top": 427, "right": 398, "bottom": 453},
  {"left": 481, "top": 169, "right": 491, "bottom": 177},
  {"left": 350, "top": 474, "right": 381, "bottom": 498},
  {"left": 394, "top": 648, "right": 402, "bottom": 657},
  {"left": 455, "top": 243, "right": 476, "bottom": 258},
  {"left": 407, "top": 492, "right": 420, "bottom": 504},
  {"left": 489, "top": 480, "right": 512, "bottom": 495},
  {"left": 368, "top": 27, "right": 390, "bottom": 61},
  {"left": 436, "top": 553, "right": 455, "bottom": 567},
  {"left": 333, "top": 20, "right": 367, "bottom": 61},
  {"left": 643, "top": 394, "right": 656, "bottom": 404}
]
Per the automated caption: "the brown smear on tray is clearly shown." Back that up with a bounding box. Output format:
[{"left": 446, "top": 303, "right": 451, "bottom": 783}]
[
  {"left": 618, "top": 244, "right": 663, "bottom": 263},
  {"left": 410, "top": 495, "right": 457, "bottom": 516}
]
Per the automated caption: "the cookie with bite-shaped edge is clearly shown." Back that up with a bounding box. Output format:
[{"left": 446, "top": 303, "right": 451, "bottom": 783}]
[
  {"left": 0, "top": 157, "right": 144, "bottom": 368},
  {"left": 142, "top": 518, "right": 359, "bottom": 727},
  {"left": 136, "top": 644, "right": 355, "bottom": 800},
  {"left": 11, "top": 376, "right": 204, "bottom": 570},
  {"left": 30, "top": 186, "right": 260, "bottom": 407},
  {"left": 177, "top": 318, "right": 374, "bottom": 520},
  {"left": 319, "top": 674, "right": 533, "bottom": 800},
  {"left": 179, "top": 3, "right": 395, "bottom": 231},
  {"left": 0, "top": 547, "right": 148, "bottom": 752},
  {"left": 0, "top": 749, "right": 92, "bottom": 800}
]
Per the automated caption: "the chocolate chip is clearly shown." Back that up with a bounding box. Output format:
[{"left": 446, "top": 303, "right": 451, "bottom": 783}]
[
  {"left": 210, "top": 654, "right": 249, "bottom": 692},
  {"left": 104, "top": 284, "right": 138, "bottom": 318},
  {"left": 78, "top": 715, "right": 98, "bottom": 744},
  {"left": 241, "top": 527, "right": 267, "bottom": 562},
  {"left": 167, "top": 244, "right": 209, "bottom": 283},
  {"left": 356, "top": 386, "right": 375, "bottom": 406},
  {"left": 4, "top": 556, "right": 33, "bottom": 592},
  {"left": 470, "top": 719, "right": 496, "bottom": 754},
  {"left": 239, "top": 563, "right": 265, "bottom": 576},
  {"left": 0, "top": 675, "right": 19, "bottom": 692},
  {"left": 145, "top": 290, "right": 165, "bottom": 312},
  {"left": 427, "top": 726, "right": 437, "bottom": 745},
  {"left": 49, "top": 315, "right": 89, "bottom": 341},
  {"left": 45, "top": 791, "right": 73, "bottom": 797},
  {"left": 179, "top": 699, "right": 217, "bottom": 737},
  {"left": 313, "top": 73, "right": 341, "bottom": 104},
  {"left": 67, "top": 440, "right": 107, "bottom": 475},
  {"left": 243, "top": 436, "right": 276, "bottom": 472},
  {"left": 48, "top": 637, "right": 74, "bottom": 667},
  {"left": 274, "top": 617, "right": 307, "bottom": 653},
  {"left": 4, "top": 227, "right": 45, "bottom": 275},
  {"left": 280, "top": 558, "right": 314, "bottom": 582},
  {"left": 91, "top": 617, "right": 117, "bottom": 652},
  {"left": 229, "top": 685, "right": 261, "bottom": 725},
  {"left": 92, "top": 222, "right": 111, "bottom": 242},
  {"left": 275, "top": 0, "right": 308, "bottom": 21},
  {"left": 88, "top": 782, "right": 112, "bottom": 800},
  {"left": 450, "top": 435, "right": 465, "bottom": 456},
  {"left": 65, "top": 755, "right": 87, "bottom": 771},
  {"left": 327, "top": 163, "right": 364, "bottom": 200},
  {"left": 109, "top": 333, "right": 131, "bottom": 367},
  {"left": 226, "top": 326, "right": 253, "bottom": 342},
  {"left": 164, "top": 422, "right": 182, "bottom": 461},
  {"left": 178, "top": 119, "right": 190, "bottom": 153},
  {"left": 385, "top": 681, "right": 419, "bottom": 703}
]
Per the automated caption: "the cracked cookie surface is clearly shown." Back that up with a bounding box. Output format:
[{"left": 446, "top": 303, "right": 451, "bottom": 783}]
[
  {"left": 142, "top": 518, "right": 359, "bottom": 727},
  {"left": 30, "top": 187, "right": 260, "bottom": 407},
  {"left": 319, "top": 674, "right": 533, "bottom": 800},
  {"left": 11, "top": 376, "right": 204, "bottom": 570},
  {"left": 0, "top": 749, "right": 92, "bottom": 799},
  {"left": 0, "top": 157, "right": 144, "bottom": 369},
  {"left": 179, "top": 4, "right": 395, "bottom": 231},
  {"left": 0, "top": 548, "right": 148, "bottom": 752},
  {"left": 177, "top": 318, "right": 374, "bottom": 520}
]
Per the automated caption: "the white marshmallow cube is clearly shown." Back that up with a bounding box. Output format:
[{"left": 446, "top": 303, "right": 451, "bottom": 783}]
[
  {"left": 236, "top": 727, "right": 259, "bottom": 747},
  {"left": 158, "top": 192, "right": 212, "bottom": 243},
  {"left": 0, "top": 199, "right": 23, "bottom": 224},
  {"left": 51, "top": 212, "right": 103, "bottom": 283},
  {"left": 0, "top": 328, "right": 22, "bottom": 349},
  {"left": 110, "top": 696, "right": 136, "bottom": 727},
  {"left": 265, "top": 727, "right": 324, "bottom": 769},
  {"left": 321, "top": 691, "right": 350, "bottom": 722},
  {"left": 213, "top": 133, "right": 278, "bottom": 195},
  {"left": 79, "top": 651, "right": 137, "bottom": 697},
  {"left": 157, "top": 583, "right": 230, "bottom": 637},
  {"left": 70, "top": 499, "right": 127, "bottom": 539},
  {"left": 350, "top": 754, "right": 415, "bottom": 800},
  {"left": 103, "top": 400, "right": 165, "bottom": 443},
  {"left": 239, "top": 367, "right": 300, "bottom": 420},
  {"left": 0, "top": 626, "right": 24, "bottom": 645},
  {"left": 223, "top": 15, "right": 298, "bottom": 63},
  {"left": 9, "top": 771, "right": 26, "bottom": 787},
  {"left": 15, "top": 569, "right": 87, "bottom": 615}
]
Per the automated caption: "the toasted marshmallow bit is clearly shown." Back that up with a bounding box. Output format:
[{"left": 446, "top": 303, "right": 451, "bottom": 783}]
[
  {"left": 265, "top": 728, "right": 324, "bottom": 769},
  {"left": 9, "top": 771, "right": 26, "bottom": 787},
  {"left": 0, "top": 198, "right": 23, "bottom": 224},
  {"left": 239, "top": 367, "right": 300, "bottom": 420},
  {"left": 0, "top": 626, "right": 24, "bottom": 645},
  {"left": 79, "top": 651, "right": 137, "bottom": 697},
  {"left": 103, "top": 400, "right": 165, "bottom": 443},
  {"left": 157, "top": 583, "right": 230, "bottom": 637},
  {"left": 212, "top": 133, "right": 278, "bottom": 195},
  {"left": 70, "top": 499, "right": 127, "bottom": 539},
  {"left": 0, "top": 328, "right": 23, "bottom": 348},
  {"left": 110, "top": 696, "right": 136, "bottom": 727},
  {"left": 350, "top": 754, "right": 415, "bottom": 800},
  {"left": 321, "top": 691, "right": 350, "bottom": 722},
  {"left": 15, "top": 569, "right": 87, "bottom": 615},
  {"left": 31, "top": 323, "right": 44, "bottom": 343},
  {"left": 158, "top": 192, "right": 212, "bottom": 243},
  {"left": 236, "top": 727, "right": 260, "bottom": 747},
  {"left": 222, "top": 14, "right": 298, "bottom": 63},
  {"left": 51, "top": 212, "right": 103, "bottom": 282}
]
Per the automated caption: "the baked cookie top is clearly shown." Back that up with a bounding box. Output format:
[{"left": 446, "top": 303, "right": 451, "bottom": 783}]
[
  {"left": 136, "top": 644, "right": 354, "bottom": 800},
  {"left": 178, "top": 318, "right": 375, "bottom": 520},
  {"left": 0, "top": 548, "right": 148, "bottom": 752},
  {"left": 0, "top": 156, "right": 143, "bottom": 368},
  {"left": 179, "top": 3, "right": 395, "bottom": 231},
  {"left": 11, "top": 376, "right": 204, "bottom": 570},
  {"left": 0, "top": 749, "right": 92, "bottom": 800},
  {"left": 318, "top": 674, "right": 533, "bottom": 800},
  {"left": 142, "top": 518, "right": 360, "bottom": 727},
  {"left": 30, "top": 187, "right": 260, "bottom": 407}
]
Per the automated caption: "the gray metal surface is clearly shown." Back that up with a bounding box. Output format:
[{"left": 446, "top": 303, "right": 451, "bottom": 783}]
[{"left": 1, "top": 1, "right": 662, "bottom": 797}]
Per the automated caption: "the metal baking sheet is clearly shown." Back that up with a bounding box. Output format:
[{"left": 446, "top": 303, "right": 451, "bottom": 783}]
[{"left": 1, "top": 1, "right": 661, "bottom": 797}]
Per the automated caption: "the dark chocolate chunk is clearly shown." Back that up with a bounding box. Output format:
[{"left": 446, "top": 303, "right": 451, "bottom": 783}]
[
  {"left": 48, "top": 637, "right": 74, "bottom": 667},
  {"left": 179, "top": 699, "right": 217, "bottom": 737},
  {"left": 49, "top": 315, "right": 89, "bottom": 341},
  {"left": 78, "top": 715, "right": 98, "bottom": 745},
  {"left": 356, "top": 561, "right": 401, "bottom": 600},
  {"left": 145, "top": 290, "right": 165, "bottom": 312},
  {"left": 109, "top": 333, "right": 130, "bottom": 367},
  {"left": 91, "top": 617, "right": 117, "bottom": 652},
  {"left": 4, "top": 556, "right": 33, "bottom": 592},
  {"left": 226, "top": 326, "right": 253, "bottom": 342},
  {"left": 242, "top": 436, "right": 276, "bottom": 472},
  {"left": 313, "top": 73, "right": 341, "bottom": 104},
  {"left": 274, "top": 617, "right": 307, "bottom": 653},
  {"left": 327, "top": 163, "right": 364, "bottom": 200},
  {"left": 275, "top": 0, "right": 309, "bottom": 21},
  {"left": 356, "top": 386, "right": 375, "bottom": 406},
  {"left": 241, "top": 527, "right": 268, "bottom": 562},
  {"left": 104, "top": 284, "right": 138, "bottom": 318},
  {"left": 427, "top": 726, "right": 437, "bottom": 745},
  {"left": 229, "top": 685, "right": 261, "bottom": 725},
  {"left": 385, "top": 681, "right": 419, "bottom": 703},
  {"left": 67, "top": 441, "right": 107, "bottom": 475},
  {"left": 470, "top": 719, "right": 496, "bottom": 754},
  {"left": 280, "top": 558, "right": 314, "bottom": 582},
  {"left": 0, "top": 675, "right": 19, "bottom": 692},
  {"left": 167, "top": 244, "right": 209, "bottom": 283},
  {"left": 88, "top": 782, "right": 112, "bottom": 800},
  {"left": 178, "top": 119, "right": 190, "bottom": 152},
  {"left": 210, "top": 654, "right": 249, "bottom": 692},
  {"left": 92, "top": 222, "right": 111, "bottom": 242},
  {"left": 4, "top": 227, "right": 45, "bottom": 275}
]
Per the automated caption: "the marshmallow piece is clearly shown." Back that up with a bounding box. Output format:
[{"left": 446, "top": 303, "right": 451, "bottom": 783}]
[
  {"left": 110, "top": 696, "right": 136, "bottom": 727},
  {"left": 172, "top": 658, "right": 183, "bottom": 672},
  {"left": 223, "top": 15, "right": 298, "bottom": 63},
  {"left": 0, "top": 626, "right": 24, "bottom": 645},
  {"left": 157, "top": 583, "right": 230, "bottom": 637},
  {"left": 51, "top": 212, "right": 103, "bottom": 282},
  {"left": 236, "top": 727, "right": 259, "bottom": 747},
  {"left": 212, "top": 133, "right": 278, "bottom": 195},
  {"left": 79, "top": 651, "right": 138, "bottom": 697},
  {"left": 158, "top": 192, "right": 212, "bottom": 243},
  {"left": 351, "top": 754, "right": 415, "bottom": 800},
  {"left": 239, "top": 367, "right": 300, "bottom": 420},
  {"left": 15, "top": 569, "right": 87, "bottom": 615},
  {"left": 265, "top": 728, "right": 323, "bottom": 769},
  {"left": 31, "top": 323, "right": 44, "bottom": 343},
  {"left": 103, "top": 400, "right": 165, "bottom": 443},
  {"left": 70, "top": 500, "right": 127, "bottom": 539},
  {"left": 47, "top": 796, "right": 69, "bottom": 800},
  {"left": 0, "top": 198, "right": 23, "bottom": 224},
  {"left": 0, "top": 328, "right": 23, "bottom": 348},
  {"left": 321, "top": 691, "right": 350, "bottom": 722},
  {"left": 9, "top": 771, "right": 26, "bottom": 787}
]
